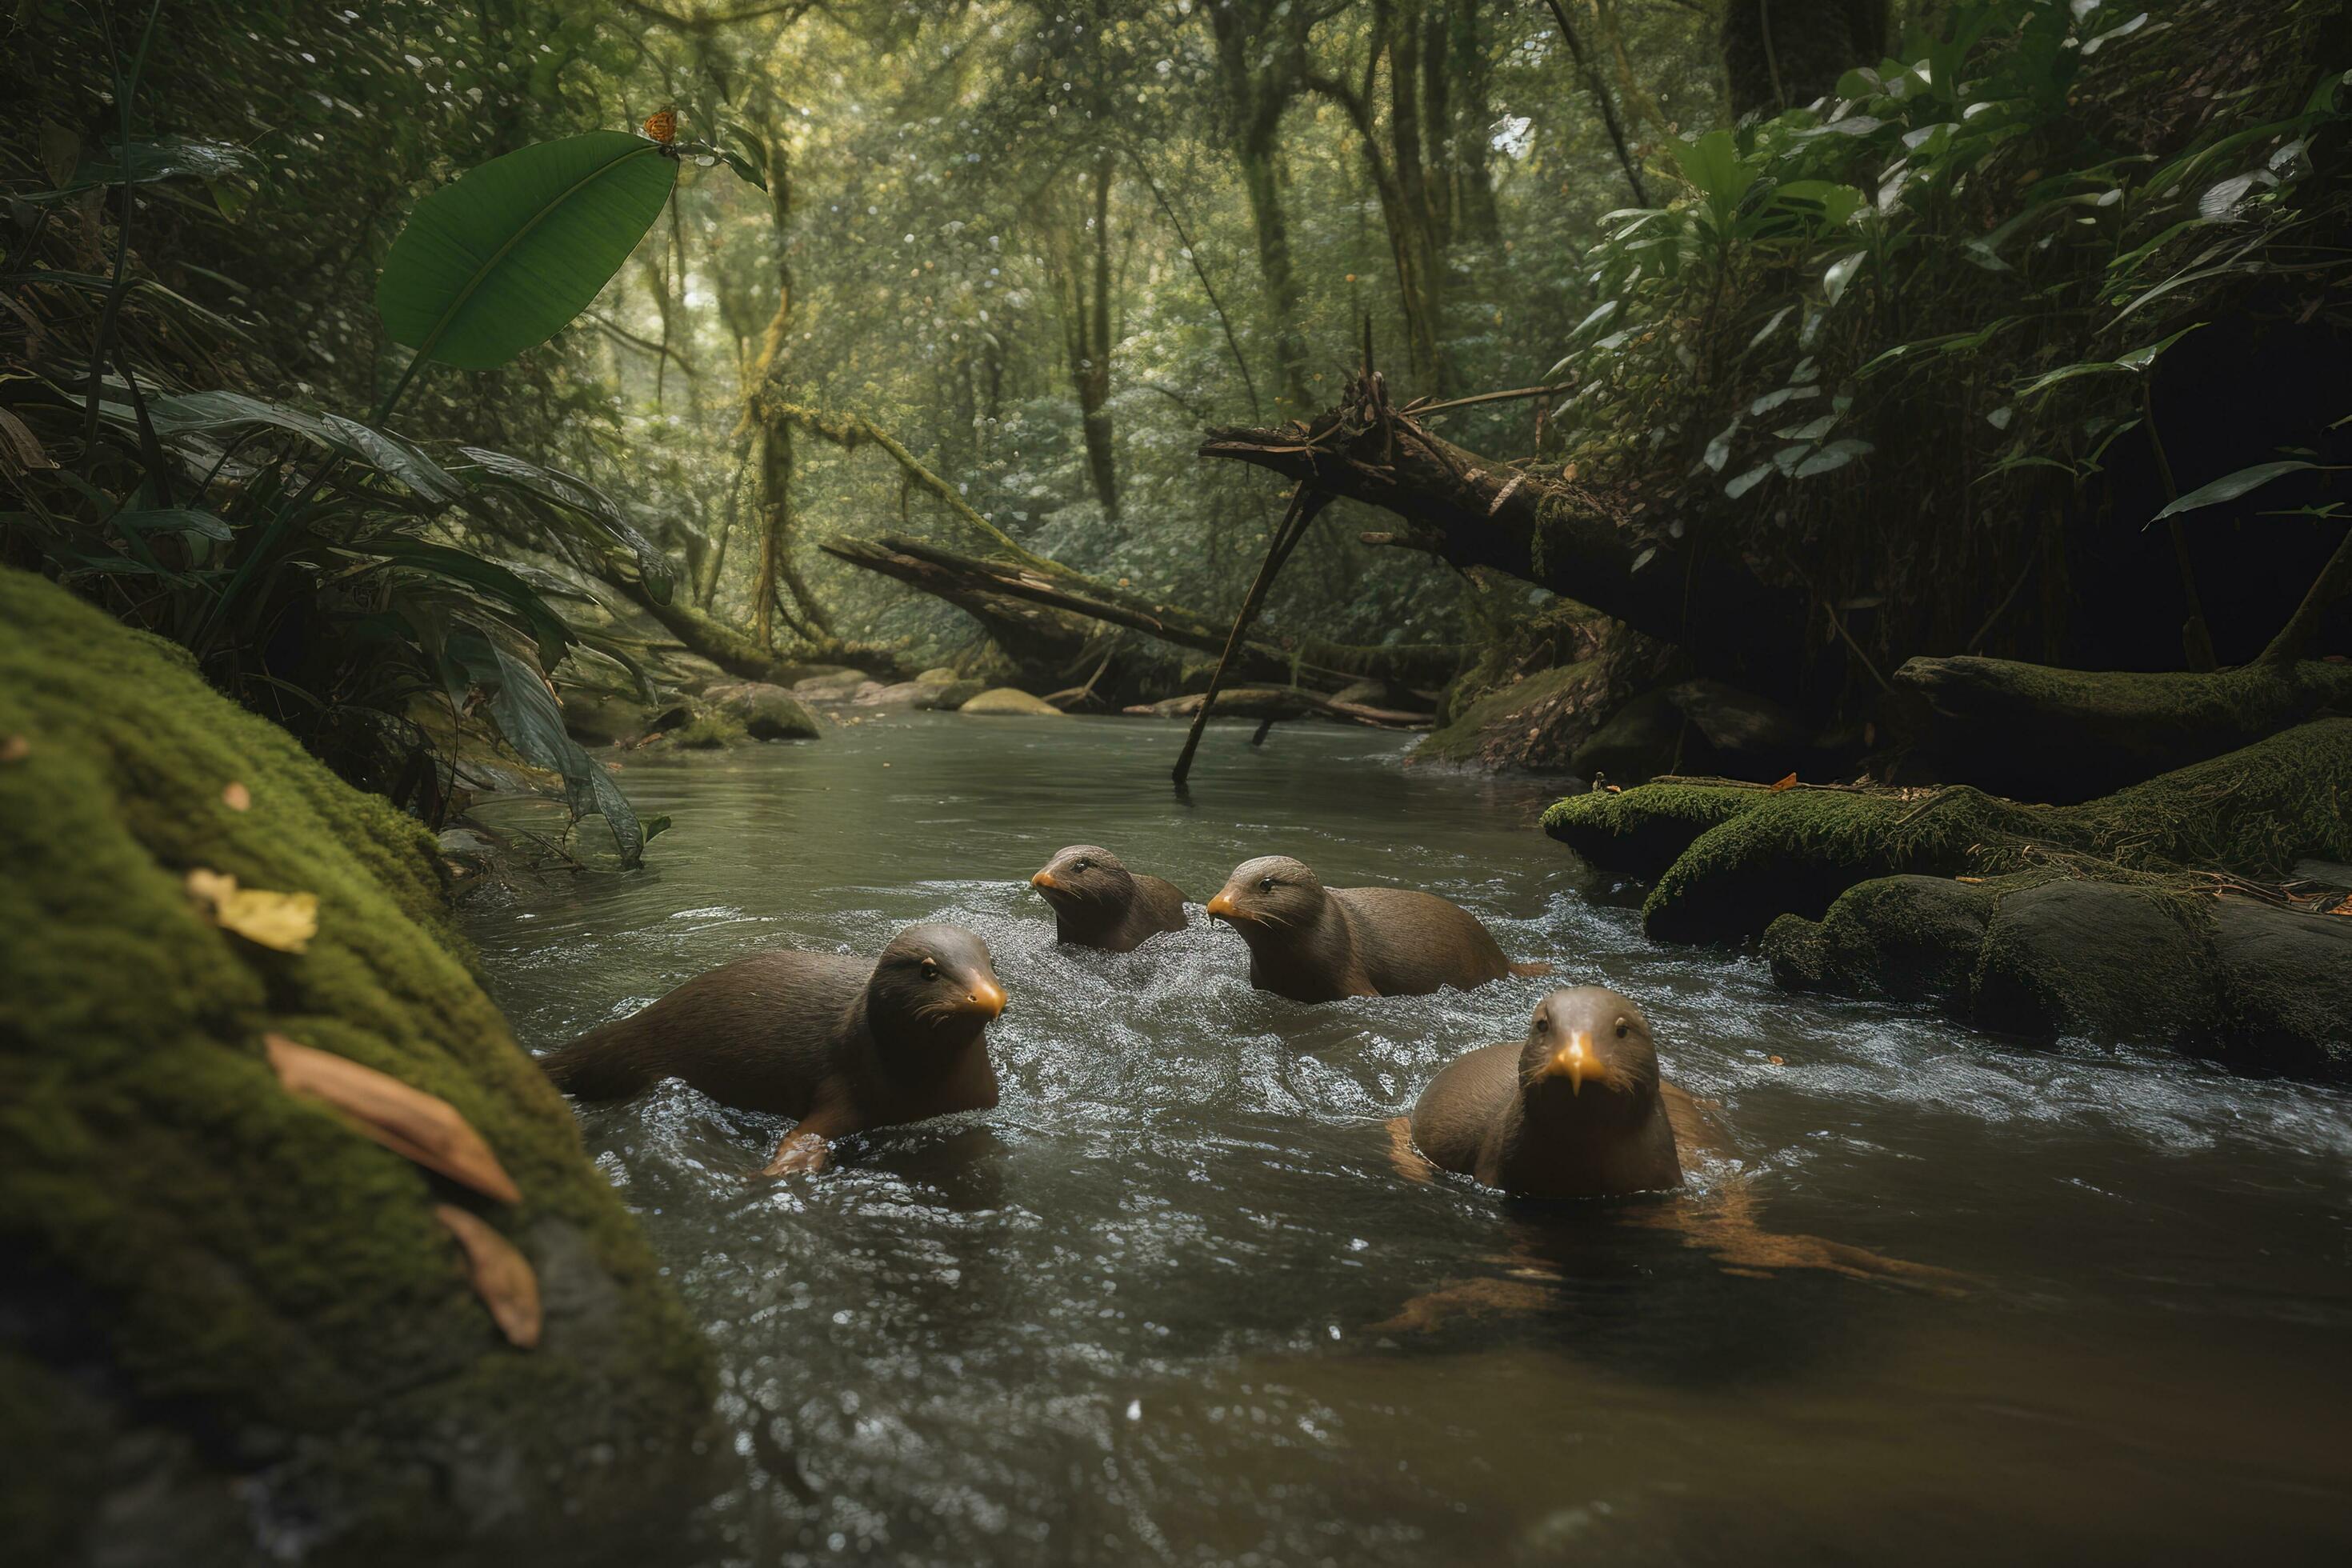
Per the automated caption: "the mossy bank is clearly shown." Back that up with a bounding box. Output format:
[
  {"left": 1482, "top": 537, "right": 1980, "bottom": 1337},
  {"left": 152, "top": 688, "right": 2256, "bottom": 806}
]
[
  {"left": 0, "top": 570, "right": 714, "bottom": 1562},
  {"left": 1544, "top": 721, "right": 2352, "bottom": 1071}
]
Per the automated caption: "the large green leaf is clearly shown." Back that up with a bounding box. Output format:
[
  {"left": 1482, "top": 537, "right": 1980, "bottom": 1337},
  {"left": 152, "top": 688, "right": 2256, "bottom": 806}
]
[
  {"left": 2152, "top": 460, "right": 2330, "bottom": 524},
  {"left": 377, "top": 131, "right": 678, "bottom": 371}
]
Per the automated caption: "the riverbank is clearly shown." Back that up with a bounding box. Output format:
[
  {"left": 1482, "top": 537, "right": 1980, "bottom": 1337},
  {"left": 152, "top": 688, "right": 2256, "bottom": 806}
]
[{"left": 0, "top": 570, "right": 713, "bottom": 1562}]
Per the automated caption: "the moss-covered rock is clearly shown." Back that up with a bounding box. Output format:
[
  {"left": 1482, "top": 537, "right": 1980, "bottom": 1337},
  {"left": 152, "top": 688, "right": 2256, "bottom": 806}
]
[
  {"left": 653, "top": 711, "right": 750, "bottom": 749},
  {"left": 1546, "top": 719, "right": 2352, "bottom": 945},
  {"left": 1411, "top": 661, "right": 1602, "bottom": 770},
  {"left": 559, "top": 687, "right": 692, "bottom": 746},
  {"left": 960, "top": 686, "right": 1064, "bottom": 715},
  {"left": 702, "top": 679, "right": 822, "bottom": 740},
  {"left": 0, "top": 570, "right": 713, "bottom": 1563},
  {"left": 1765, "top": 874, "right": 2350, "bottom": 1072}
]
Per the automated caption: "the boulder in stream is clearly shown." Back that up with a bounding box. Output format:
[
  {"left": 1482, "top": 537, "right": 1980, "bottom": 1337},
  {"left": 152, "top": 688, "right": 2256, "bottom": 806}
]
[
  {"left": 702, "top": 680, "right": 823, "bottom": 740},
  {"left": 0, "top": 570, "right": 714, "bottom": 1562},
  {"left": 960, "top": 687, "right": 1065, "bottom": 716}
]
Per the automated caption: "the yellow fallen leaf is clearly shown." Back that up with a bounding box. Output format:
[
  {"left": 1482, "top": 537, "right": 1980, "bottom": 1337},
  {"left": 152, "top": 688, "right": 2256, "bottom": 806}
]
[
  {"left": 434, "top": 1205, "right": 542, "bottom": 1349},
  {"left": 1770, "top": 773, "right": 1799, "bottom": 791},
  {"left": 265, "top": 1034, "right": 522, "bottom": 1204},
  {"left": 222, "top": 781, "right": 251, "bottom": 811},
  {"left": 186, "top": 869, "right": 316, "bottom": 953}
]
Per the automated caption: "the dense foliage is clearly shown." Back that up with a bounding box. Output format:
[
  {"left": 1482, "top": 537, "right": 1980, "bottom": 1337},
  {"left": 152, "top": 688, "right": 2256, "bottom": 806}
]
[{"left": 4, "top": 0, "right": 2345, "bottom": 822}]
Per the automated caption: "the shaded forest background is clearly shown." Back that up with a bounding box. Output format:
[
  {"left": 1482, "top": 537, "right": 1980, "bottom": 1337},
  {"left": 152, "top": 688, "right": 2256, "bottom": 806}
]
[{"left": 6, "top": 0, "right": 2348, "bottom": 823}]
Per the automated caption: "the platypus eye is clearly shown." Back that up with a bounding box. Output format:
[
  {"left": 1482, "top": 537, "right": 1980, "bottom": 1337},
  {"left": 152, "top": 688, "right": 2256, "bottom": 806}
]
[
  {"left": 921, "top": 959, "right": 939, "bottom": 982},
  {"left": 1614, "top": 1017, "right": 1630, "bottom": 1039},
  {"left": 1073, "top": 858, "right": 1091, "bottom": 872},
  {"left": 1533, "top": 1014, "right": 1550, "bottom": 1034},
  {"left": 1258, "top": 876, "right": 1276, "bottom": 893}
]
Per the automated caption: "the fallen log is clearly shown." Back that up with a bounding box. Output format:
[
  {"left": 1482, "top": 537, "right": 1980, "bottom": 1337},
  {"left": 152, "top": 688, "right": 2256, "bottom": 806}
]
[
  {"left": 820, "top": 531, "right": 1469, "bottom": 691},
  {"left": 608, "top": 561, "right": 910, "bottom": 685},
  {"left": 1198, "top": 371, "right": 1806, "bottom": 690},
  {"left": 1896, "top": 654, "right": 2352, "bottom": 802},
  {"left": 1125, "top": 685, "right": 1434, "bottom": 730},
  {"left": 818, "top": 534, "right": 1098, "bottom": 670}
]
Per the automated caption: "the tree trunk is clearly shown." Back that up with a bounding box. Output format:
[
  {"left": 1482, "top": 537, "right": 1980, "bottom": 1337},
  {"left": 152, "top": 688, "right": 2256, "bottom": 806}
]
[
  {"left": 817, "top": 535, "right": 1107, "bottom": 690},
  {"left": 1206, "top": 0, "right": 1314, "bottom": 414},
  {"left": 1443, "top": 0, "right": 1502, "bottom": 242},
  {"left": 1896, "top": 653, "right": 2352, "bottom": 801},
  {"left": 820, "top": 530, "right": 1471, "bottom": 690},
  {"left": 1198, "top": 376, "right": 1807, "bottom": 690},
  {"left": 742, "top": 111, "right": 832, "bottom": 648},
  {"left": 1050, "top": 150, "right": 1121, "bottom": 520}
]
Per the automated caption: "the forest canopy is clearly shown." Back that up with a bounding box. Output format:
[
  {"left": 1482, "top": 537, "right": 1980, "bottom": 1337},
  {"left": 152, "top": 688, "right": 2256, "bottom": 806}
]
[{"left": 5, "top": 0, "right": 2347, "bottom": 822}]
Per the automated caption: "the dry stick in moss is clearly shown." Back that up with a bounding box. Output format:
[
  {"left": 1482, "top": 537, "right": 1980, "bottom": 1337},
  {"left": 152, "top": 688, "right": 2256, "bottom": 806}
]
[{"left": 1173, "top": 482, "right": 1332, "bottom": 790}]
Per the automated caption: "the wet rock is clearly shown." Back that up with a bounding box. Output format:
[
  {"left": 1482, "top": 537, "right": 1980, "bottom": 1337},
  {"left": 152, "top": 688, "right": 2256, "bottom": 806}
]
[
  {"left": 1974, "top": 881, "right": 2219, "bottom": 1045},
  {"left": 1764, "top": 874, "right": 1990, "bottom": 1008},
  {"left": 0, "top": 569, "right": 712, "bottom": 1562},
  {"left": 1765, "top": 873, "right": 2352, "bottom": 1073},
  {"left": 654, "top": 652, "right": 730, "bottom": 696},
  {"left": 1415, "top": 662, "right": 1605, "bottom": 771},
  {"left": 960, "top": 687, "right": 1065, "bottom": 716},
  {"left": 702, "top": 681, "right": 822, "bottom": 740},
  {"left": 1567, "top": 678, "right": 1809, "bottom": 784},
  {"left": 915, "top": 666, "right": 962, "bottom": 685},
  {"left": 560, "top": 689, "right": 690, "bottom": 746},
  {"left": 2212, "top": 901, "right": 2352, "bottom": 1071},
  {"left": 650, "top": 712, "right": 749, "bottom": 749},
  {"left": 1569, "top": 686, "right": 1684, "bottom": 782}
]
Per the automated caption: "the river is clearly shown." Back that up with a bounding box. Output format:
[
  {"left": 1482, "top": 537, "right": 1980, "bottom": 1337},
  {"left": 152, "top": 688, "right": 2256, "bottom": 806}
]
[{"left": 466, "top": 714, "right": 2352, "bottom": 1565}]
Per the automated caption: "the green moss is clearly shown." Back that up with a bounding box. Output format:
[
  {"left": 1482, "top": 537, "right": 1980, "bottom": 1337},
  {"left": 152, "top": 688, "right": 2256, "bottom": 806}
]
[
  {"left": 0, "top": 570, "right": 712, "bottom": 1558},
  {"left": 1547, "top": 719, "right": 2352, "bottom": 944},
  {"left": 662, "top": 712, "right": 749, "bottom": 748},
  {"left": 1540, "top": 782, "right": 1760, "bottom": 878},
  {"left": 1765, "top": 870, "right": 2349, "bottom": 1070},
  {"left": 1413, "top": 660, "right": 1598, "bottom": 767}
]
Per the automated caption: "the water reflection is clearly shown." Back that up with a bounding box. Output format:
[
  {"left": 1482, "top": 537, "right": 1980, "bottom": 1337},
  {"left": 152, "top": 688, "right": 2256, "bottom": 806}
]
[{"left": 470, "top": 715, "right": 2352, "bottom": 1564}]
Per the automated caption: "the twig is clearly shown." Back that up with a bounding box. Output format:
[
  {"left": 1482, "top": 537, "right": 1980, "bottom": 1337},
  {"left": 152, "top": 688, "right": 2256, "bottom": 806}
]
[{"left": 1172, "top": 482, "right": 1332, "bottom": 788}]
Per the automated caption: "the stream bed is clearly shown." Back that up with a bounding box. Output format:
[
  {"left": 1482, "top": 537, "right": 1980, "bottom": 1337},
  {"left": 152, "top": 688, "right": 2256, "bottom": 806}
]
[{"left": 467, "top": 714, "right": 2352, "bottom": 1565}]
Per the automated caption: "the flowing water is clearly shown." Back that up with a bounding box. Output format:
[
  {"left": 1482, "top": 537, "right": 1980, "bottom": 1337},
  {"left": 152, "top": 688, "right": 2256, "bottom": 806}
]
[{"left": 466, "top": 715, "right": 2352, "bottom": 1566}]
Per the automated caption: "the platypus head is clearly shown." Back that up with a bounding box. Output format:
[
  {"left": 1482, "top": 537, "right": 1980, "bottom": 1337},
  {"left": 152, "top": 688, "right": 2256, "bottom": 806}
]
[
  {"left": 1517, "top": 986, "right": 1662, "bottom": 1118},
  {"left": 1029, "top": 845, "right": 1135, "bottom": 922},
  {"left": 1204, "top": 854, "right": 1326, "bottom": 947},
  {"left": 870, "top": 923, "right": 1005, "bottom": 1047}
]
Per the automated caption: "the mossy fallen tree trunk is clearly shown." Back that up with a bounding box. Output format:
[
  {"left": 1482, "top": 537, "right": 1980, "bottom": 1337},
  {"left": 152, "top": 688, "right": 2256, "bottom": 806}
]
[
  {"left": 1895, "top": 654, "right": 2352, "bottom": 801},
  {"left": 613, "top": 562, "right": 910, "bottom": 686},
  {"left": 1543, "top": 719, "right": 2352, "bottom": 1071},
  {"left": 1198, "top": 372, "right": 1807, "bottom": 690},
  {"left": 824, "top": 532, "right": 1466, "bottom": 692},
  {"left": 0, "top": 570, "right": 714, "bottom": 1561},
  {"left": 757, "top": 395, "right": 1470, "bottom": 692},
  {"left": 818, "top": 534, "right": 1125, "bottom": 697},
  {"left": 1124, "top": 685, "right": 1433, "bottom": 730},
  {"left": 1546, "top": 720, "right": 2352, "bottom": 944}
]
